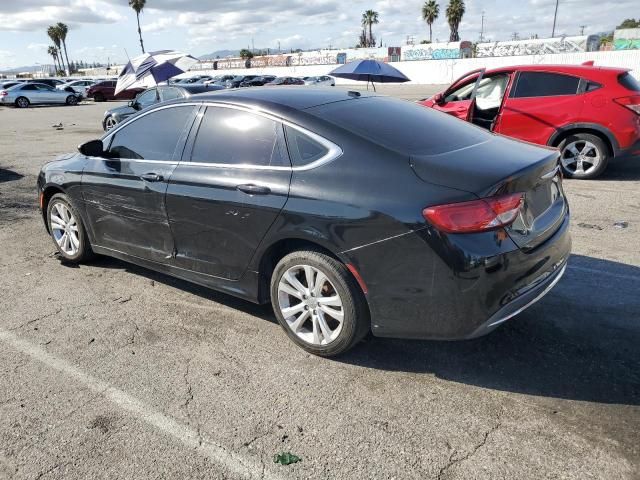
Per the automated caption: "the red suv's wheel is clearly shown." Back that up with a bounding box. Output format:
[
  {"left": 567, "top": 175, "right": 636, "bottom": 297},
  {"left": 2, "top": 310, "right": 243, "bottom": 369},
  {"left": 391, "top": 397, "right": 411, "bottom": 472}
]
[{"left": 559, "top": 133, "right": 609, "bottom": 180}]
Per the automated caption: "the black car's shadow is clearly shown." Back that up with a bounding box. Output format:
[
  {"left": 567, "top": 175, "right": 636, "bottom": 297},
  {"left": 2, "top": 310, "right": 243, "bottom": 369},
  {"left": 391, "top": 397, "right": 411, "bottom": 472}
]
[
  {"left": 340, "top": 254, "right": 640, "bottom": 406},
  {"left": 68, "top": 254, "right": 640, "bottom": 406}
]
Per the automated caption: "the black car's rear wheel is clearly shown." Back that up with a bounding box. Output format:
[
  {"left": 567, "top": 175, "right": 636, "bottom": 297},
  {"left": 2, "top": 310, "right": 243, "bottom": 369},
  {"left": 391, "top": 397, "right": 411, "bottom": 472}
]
[
  {"left": 15, "top": 96, "right": 29, "bottom": 108},
  {"left": 47, "top": 194, "right": 93, "bottom": 263},
  {"left": 271, "top": 250, "right": 369, "bottom": 356}
]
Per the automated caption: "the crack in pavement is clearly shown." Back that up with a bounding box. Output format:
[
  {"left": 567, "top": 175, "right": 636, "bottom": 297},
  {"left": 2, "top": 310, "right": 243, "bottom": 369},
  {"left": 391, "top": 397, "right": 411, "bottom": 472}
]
[
  {"left": 436, "top": 421, "right": 502, "bottom": 480},
  {"left": 9, "top": 308, "right": 63, "bottom": 331},
  {"left": 182, "top": 360, "right": 202, "bottom": 447}
]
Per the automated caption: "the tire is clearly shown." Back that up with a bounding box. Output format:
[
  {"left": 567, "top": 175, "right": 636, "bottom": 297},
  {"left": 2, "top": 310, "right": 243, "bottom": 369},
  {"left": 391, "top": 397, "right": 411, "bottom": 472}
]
[
  {"left": 66, "top": 95, "right": 78, "bottom": 106},
  {"left": 46, "top": 193, "right": 94, "bottom": 263},
  {"left": 15, "top": 96, "right": 29, "bottom": 108},
  {"left": 270, "top": 250, "right": 369, "bottom": 357},
  {"left": 94, "top": 92, "right": 105, "bottom": 102},
  {"left": 103, "top": 115, "right": 117, "bottom": 131},
  {"left": 558, "top": 133, "right": 609, "bottom": 179}
]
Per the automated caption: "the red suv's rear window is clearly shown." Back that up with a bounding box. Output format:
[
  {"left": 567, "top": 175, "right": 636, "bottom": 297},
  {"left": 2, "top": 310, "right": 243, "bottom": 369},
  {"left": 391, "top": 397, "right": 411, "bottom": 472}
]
[{"left": 619, "top": 73, "right": 640, "bottom": 92}]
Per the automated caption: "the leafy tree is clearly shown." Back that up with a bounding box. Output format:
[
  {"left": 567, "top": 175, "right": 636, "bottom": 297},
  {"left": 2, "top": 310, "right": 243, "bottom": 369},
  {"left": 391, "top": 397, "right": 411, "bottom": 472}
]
[
  {"left": 420, "top": 40, "right": 432, "bottom": 44},
  {"left": 361, "top": 10, "right": 380, "bottom": 47},
  {"left": 239, "top": 49, "right": 254, "bottom": 59},
  {"left": 47, "top": 25, "right": 66, "bottom": 74},
  {"left": 47, "top": 45, "right": 61, "bottom": 73},
  {"left": 129, "top": 0, "right": 146, "bottom": 53},
  {"left": 55, "top": 23, "right": 71, "bottom": 73},
  {"left": 422, "top": 1, "right": 440, "bottom": 43},
  {"left": 617, "top": 18, "right": 640, "bottom": 29},
  {"left": 446, "top": 0, "right": 465, "bottom": 42}
]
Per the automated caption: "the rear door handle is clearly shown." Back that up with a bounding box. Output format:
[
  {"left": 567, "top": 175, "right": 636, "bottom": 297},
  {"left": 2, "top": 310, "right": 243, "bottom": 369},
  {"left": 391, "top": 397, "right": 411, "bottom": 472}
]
[
  {"left": 236, "top": 184, "right": 271, "bottom": 195},
  {"left": 140, "top": 173, "right": 163, "bottom": 182}
]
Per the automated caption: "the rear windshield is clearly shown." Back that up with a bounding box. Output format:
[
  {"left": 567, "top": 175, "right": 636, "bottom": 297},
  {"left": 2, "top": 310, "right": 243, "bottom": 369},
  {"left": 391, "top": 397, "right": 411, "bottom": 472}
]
[
  {"left": 618, "top": 72, "right": 640, "bottom": 92},
  {"left": 308, "top": 96, "right": 490, "bottom": 155}
]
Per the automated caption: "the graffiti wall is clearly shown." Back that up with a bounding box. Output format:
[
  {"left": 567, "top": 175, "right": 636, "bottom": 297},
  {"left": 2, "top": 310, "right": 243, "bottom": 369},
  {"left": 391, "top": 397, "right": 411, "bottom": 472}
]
[
  {"left": 198, "top": 34, "right": 631, "bottom": 71},
  {"left": 401, "top": 42, "right": 462, "bottom": 61},
  {"left": 614, "top": 28, "right": 640, "bottom": 51},
  {"left": 475, "top": 36, "right": 597, "bottom": 57}
]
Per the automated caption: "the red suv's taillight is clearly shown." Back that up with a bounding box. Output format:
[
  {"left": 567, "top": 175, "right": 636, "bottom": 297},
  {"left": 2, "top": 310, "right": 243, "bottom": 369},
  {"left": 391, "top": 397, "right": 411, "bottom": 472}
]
[
  {"left": 423, "top": 193, "right": 524, "bottom": 234},
  {"left": 614, "top": 95, "right": 640, "bottom": 115}
]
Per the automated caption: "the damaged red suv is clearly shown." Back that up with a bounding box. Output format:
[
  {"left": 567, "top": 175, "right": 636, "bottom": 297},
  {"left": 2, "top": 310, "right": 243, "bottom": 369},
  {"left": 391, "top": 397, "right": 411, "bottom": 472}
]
[{"left": 420, "top": 64, "right": 640, "bottom": 179}]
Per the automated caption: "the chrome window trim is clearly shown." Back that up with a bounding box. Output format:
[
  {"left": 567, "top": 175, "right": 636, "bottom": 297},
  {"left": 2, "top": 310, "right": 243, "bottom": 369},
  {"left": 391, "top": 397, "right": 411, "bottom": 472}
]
[{"left": 101, "top": 101, "right": 343, "bottom": 171}]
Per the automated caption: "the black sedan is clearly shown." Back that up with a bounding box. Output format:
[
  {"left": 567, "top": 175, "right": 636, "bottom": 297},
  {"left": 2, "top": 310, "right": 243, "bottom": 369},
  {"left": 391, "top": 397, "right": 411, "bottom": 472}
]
[
  {"left": 37, "top": 88, "right": 571, "bottom": 356},
  {"left": 240, "top": 75, "right": 276, "bottom": 87},
  {"left": 102, "top": 83, "right": 224, "bottom": 130}
]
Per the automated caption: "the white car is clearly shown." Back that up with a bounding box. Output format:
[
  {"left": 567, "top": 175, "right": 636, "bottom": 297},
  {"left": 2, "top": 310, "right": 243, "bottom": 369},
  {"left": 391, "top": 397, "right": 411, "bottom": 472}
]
[
  {"left": 303, "top": 75, "right": 336, "bottom": 86},
  {"left": 57, "top": 79, "right": 95, "bottom": 95}
]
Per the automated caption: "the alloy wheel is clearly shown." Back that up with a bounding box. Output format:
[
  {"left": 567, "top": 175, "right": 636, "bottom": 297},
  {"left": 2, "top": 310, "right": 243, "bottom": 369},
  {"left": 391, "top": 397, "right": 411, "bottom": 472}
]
[
  {"left": 16, "top": 97, "right": 28, "bottom": 108},
  {"left": 277, "top": 264, "right": 344, "bottom": 346},
  {"left": 50, "top": 202, "right": 80, "bottom": 256},
  {"left": 561, "top": 140, "right": 600, "bottom": 176},
  {"left": 105, "top": 116, "right": 117, "bottom": 130}
]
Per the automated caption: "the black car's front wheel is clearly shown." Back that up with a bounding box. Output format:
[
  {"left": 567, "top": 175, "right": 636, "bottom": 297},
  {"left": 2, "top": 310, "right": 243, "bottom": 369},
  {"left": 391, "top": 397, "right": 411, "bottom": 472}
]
[
  {"left": 47, "top": 193, "right": 93, "bottom": 263},
  {"left": 103, "top": 115, "right": 117, "bottom": 131},
  {"left": 271, "top": 250, "right": 369, "bottom": 357}
]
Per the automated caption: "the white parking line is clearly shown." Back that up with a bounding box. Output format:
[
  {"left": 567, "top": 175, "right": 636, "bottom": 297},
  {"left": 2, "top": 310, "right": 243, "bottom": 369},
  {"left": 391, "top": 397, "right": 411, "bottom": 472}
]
[{"left": 0, "top": 328, "right": 286, "bottom": 480}]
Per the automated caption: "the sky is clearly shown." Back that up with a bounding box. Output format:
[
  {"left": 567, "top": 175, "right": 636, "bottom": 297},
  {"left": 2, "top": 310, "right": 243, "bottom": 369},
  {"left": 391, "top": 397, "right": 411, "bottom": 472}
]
[{"left": 0, "top": 0, "right": 634, "bottom": 69}]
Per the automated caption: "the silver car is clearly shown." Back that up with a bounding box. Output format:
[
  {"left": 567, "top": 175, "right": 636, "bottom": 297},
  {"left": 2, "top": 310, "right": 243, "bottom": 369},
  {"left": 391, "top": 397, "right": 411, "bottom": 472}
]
[
  {"left": 57, "top": 79, "right": 95, "bottom": 95},
  {"left": 303, "top": 75, "right": 336, "bottom": 86},
  {"left": 0, "top": 82, "right": 80, "bottom": 108}
]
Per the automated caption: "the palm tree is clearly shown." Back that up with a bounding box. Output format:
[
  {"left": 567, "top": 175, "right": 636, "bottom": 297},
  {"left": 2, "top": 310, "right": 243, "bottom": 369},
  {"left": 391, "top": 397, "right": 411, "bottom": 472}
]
[
  {"left": 129, "top": 0, "right": 146, "bottom": 54},
  {"left": 422, "top": 1, "right": 440, "bottom": 43},
  {"left": 47, "top": 25, "right": 65, "bottom": 74},
  {"left": 47, "top": 46, "right": 61, "bottom": 74},
  {"left": 361, "top": 10, "right": 379, "bottom": 47},
  {"left": 445, "top": 0, "right": 465, "bottom": 42},
  {"left": 56, "top": 23, "right": 71, "bottom": 74}
]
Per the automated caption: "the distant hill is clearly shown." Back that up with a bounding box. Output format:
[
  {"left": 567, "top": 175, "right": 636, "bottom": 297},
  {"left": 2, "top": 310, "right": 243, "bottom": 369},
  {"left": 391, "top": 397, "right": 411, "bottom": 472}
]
[
  {"left": 199, "top": 50, "right": 239, "bottom": 60},
  {"left": 0, "top": 64, "right": 46, "bottom": 74}
]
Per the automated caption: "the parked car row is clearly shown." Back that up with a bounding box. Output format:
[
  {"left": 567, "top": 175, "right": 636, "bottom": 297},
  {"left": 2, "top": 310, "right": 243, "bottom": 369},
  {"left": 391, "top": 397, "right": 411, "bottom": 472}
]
[
  {"left": 0, "top": 82, "right": 81, "bottom": 108},
  {"left": 173, "top": 74, "right": 335, "bottom": 88}
]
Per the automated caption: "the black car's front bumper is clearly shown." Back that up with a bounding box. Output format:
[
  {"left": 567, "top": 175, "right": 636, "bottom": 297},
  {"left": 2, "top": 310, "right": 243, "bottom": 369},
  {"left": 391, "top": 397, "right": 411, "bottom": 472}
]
[{"left": 343, "top": 212, "right": 571, "bottom": 340}]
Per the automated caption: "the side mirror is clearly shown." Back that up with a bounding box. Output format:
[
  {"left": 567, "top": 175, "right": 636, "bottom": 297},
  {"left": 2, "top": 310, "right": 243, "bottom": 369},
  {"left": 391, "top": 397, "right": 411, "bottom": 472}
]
[
  {"left": 433, "top": 92, "right": 445, "bottom": 105},
  {"left": 78, "top": 139, "right": 105, "bottom": 158},
  {"left": 127, "top": 100, "right": 134, "bottom": 107}
]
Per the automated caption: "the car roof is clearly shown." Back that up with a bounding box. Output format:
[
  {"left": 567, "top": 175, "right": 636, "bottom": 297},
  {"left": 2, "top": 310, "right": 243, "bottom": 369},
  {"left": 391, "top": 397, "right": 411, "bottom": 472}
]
[
  {"left": 178, "top": 86, "right": 374, "bottom": 112},
  {"left": 484, "top": 64, "right": 628, "bottom": 77}
]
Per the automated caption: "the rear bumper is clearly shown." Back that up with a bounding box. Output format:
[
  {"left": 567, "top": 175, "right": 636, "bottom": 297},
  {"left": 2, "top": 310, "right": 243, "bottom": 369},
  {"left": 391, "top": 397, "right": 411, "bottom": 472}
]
[
  {"left": 614, "top": 139, "right": 640, "bottom": 161},
  {"left": 464, "top": 262, "right": 566, "bottom": 339},
  {"left": 344, "top": 212, "right": 571, "bottom": 340}
]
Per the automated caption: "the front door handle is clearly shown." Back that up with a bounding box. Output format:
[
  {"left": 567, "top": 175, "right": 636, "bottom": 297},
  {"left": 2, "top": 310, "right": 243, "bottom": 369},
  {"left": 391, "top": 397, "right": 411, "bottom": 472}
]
[
  {"left": 236, "top": 184, "right": 271, "bottom": 195},
  {"left": 140, "top": 173, "right": 163, "bottom": 182}
]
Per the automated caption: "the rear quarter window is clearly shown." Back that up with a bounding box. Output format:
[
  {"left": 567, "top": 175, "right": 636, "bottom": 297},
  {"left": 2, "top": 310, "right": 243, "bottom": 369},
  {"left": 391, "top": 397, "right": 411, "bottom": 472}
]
[
  {"left": 618, "top": 72, "right": 640, "bottom": 92},
  {"left": 308, "top": 96, "right": 490, "bottom": 155},
  {"left": 512, "top": 72, "right": 580, "bottom": 98}
]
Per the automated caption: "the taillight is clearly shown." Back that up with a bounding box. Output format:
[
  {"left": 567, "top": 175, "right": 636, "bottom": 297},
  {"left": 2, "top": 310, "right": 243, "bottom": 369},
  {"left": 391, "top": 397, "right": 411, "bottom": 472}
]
[
  {"left": 423, "top": 193, "right": 524, "bottom": 234},
  {"left": 0, "top": 90, "right": 7, "bottom": 96},
  {"left": 614, "top": 95, "right": 640, "bottom": 115}
]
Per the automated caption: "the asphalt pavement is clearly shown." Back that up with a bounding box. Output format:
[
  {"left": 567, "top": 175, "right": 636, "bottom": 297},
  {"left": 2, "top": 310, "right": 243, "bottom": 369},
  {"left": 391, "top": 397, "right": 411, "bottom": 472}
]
[{"left": 0, "top": 91, "right": 638, "bottom": 479}]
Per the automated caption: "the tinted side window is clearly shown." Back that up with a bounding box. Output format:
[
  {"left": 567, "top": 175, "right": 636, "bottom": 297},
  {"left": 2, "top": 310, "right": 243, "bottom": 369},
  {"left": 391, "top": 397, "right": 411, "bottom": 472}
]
[
  {"left": 284, "top": 126, "right": 329, "bottom": 167},
  {"left": 512, "top": 72, "right": 580, "bottom": 98},
  {"left": 21, "top": 84, "right": 37, "bottom": 91},
  {"left": 191, "top": 107, "right": 287, "bottom": 167},
  {"left": 136, "top": 89, "right": 157, "bottom": 107},
  {"left": 108, "top": 106, "right": 195, "bottom": 160}
]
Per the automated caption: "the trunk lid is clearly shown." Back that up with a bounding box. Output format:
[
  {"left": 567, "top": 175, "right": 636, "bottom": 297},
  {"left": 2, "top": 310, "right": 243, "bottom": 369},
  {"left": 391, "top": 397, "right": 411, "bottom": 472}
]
[{"left": 411, "top": 135, "right": 567, "bottom": 250}]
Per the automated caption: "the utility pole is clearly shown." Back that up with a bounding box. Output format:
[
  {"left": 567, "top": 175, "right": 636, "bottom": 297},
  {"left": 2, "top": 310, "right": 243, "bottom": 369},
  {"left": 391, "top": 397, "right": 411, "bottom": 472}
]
[
  {"left": 480, "top": 11, "right": 485, "bottom": 42},
  {"left": 551, "top": 0, "right": 559, "bottom": 37},
  {"left": 579, "top": 25, "right": 586, "bottom": 35}
]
